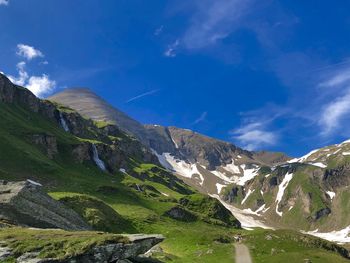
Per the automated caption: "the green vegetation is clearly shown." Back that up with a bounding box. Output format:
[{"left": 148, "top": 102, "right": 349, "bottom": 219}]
[
  {"left": 57, "top": 194, "right": 136, "bottom": 233},
  {"left": 245, "top": 229, "right": 350, "bottom": 263},
  {"left": 0, "top": 228, "right": 128, "bottom": 260},
  {"left": 0, "top": 100, "right": 349, "bottom": 262}
]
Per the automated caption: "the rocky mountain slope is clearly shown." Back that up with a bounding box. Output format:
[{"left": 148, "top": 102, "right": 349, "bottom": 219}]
[
  {"left": 0, "top": 73, "right": 349, "bottom": 262},
  {"left": 0, "top": 73, "right": 244, "bottom": 262},
  {"left": 49, "top": 89, "right": 289, "bottom": 195},
  {"left": 49, "top": 87, "right": 350, "bottom": 244}
]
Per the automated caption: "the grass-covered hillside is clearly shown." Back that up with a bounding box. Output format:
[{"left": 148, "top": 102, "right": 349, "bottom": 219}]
[
  {"left": 0, "top": 77, "right": 241, "bottom": 262},
  {"left": 0, "top": 74, "right": 349, "bottom": 262}
]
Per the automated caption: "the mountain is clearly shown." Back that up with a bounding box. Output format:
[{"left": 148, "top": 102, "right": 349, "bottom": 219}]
[
  {"left": 49, "top": 88, "right": 151, "bottom": 145},
  {"left": 49, "top": 89, "right": 290, "bottom": 194},
  {"left": 1, "top": 74, "right": 350, "bottom": 262},
  {"left": 49, "top": 87, "right": 350, "bottom": 242},
  {"left": 0, "top": 73, "right": 245, "bottom": 262}
]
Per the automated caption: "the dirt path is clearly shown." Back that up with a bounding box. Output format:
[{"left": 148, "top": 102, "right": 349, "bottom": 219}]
[{"left": 234, "top": 243, "right": 252, "bottom": 263}]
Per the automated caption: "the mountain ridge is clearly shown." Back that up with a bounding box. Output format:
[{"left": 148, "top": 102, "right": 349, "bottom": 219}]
[{"left": 49, "top": 86, "right": 350, "bottom": 243}]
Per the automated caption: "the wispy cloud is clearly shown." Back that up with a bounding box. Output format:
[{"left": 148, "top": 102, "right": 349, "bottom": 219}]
[
  {"left": 0, "top": 0, "right": 9, "bottom": 6},
  {"left": 126, "top": 89, "right": 159, "bottom": 103},
  {"left": 182, "top": 0, "right": 252, "bottom": 50},
  {"left": 317, "top": 66, "right": 350, "bottom": 136},
  {"left": 193, "top": 111, "right": 208, "bottom": 125},
  {"left": 17, "top": 44, "right": 44, "bottom": 60},
  {"left": 231, "top": 121, "right": 278, "bottom": 151},
  {"left": 154, "top": 25, "right": 164, "bottom": 36},
  {"left": 164, "top": 40, "right": 180, "bottom": 57}
]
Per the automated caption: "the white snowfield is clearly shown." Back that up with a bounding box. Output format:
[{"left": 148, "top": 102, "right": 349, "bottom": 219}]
[
  {"left": 303, "top": 226, "right": 350, "bottom": 244},
  {"left": 154, "top": 151, "right": 205, "bottom": 185},
  {"left": 275, "top": 172, "right": 294, "bottom": 217},
  {"left": 222, "top": 159, "right": 241, "bottom": 174},
  {"left": 154, "top": 150, "right": 261, "bottom": 189},
  {"left": 210, "top": 194, "right": 273, "bottom": 230},
  {"left": 237, "top": 164, "right": 260, "bottom": 186}
]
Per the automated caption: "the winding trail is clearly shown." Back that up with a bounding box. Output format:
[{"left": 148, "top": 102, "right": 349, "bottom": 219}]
[{"left": 235, "top": 244, "right": 252, "bottom": 263}]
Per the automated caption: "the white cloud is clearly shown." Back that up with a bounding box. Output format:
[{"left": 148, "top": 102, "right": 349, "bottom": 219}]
[
  {"left": 182, "top": 0, "right": 252, "bottom": 50},
  {"left": 231, "top": 122, "right": 278, "bottom": 150},
  {"left": 0, "top": 0, "right": 9, "bottom": 6},
  {"left": 319, "top": 91, "right": 350, "bottom": 136},
  {"left": 26, "top": 75, "right": 56, "bottom": 97},
  {"left": 8, "top": 61, "right": 56, "bottom": 97},
  {"left": 8, "top": 62, "right": 28, "bottom": 86},
  {"left": 164, "top": 40, "right": 180, "bottom": 57},
  {"left": 317, "top": 66, "right": 350, "bottom": 136},
  {"left": 17, "top": 44, "right": 44, "bottom": 60}
]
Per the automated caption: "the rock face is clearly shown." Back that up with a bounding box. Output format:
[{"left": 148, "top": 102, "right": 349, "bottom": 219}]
[
  {"left": 164, "top": 206, "right": 197, "bottom": 222},
  {"left": 31, "top": 134, "right": 58, "bottom": 159},
  {"left": 0, "top": 180, "right": 90, "bottom": 230},
  {"left": 1, "top": 234, "right": 164, "bottom": 263},
  {"left": 72, "top": 234, "right": 164, "bottom": 263}
]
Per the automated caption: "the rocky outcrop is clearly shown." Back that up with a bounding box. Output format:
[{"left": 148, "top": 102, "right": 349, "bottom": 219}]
[
  {"left": 164, "top": 206, "right": 197, "bottom": 222},
  {"left": 31, "top": 134, "right": 58, "bottom": 159},
  {"left": 324, "top": 163, "right": 350, "bottom": 188},
  {"left": 0, "top": 234, "right": 164, "bottom": 263},
  {"left": 0, "top": 180, "right": 90, "bottom": 230}
]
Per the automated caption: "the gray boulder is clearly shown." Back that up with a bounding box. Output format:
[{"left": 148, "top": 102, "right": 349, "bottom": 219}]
[{"left": 0, "top": 180, "right": 90, "bottom": 230}]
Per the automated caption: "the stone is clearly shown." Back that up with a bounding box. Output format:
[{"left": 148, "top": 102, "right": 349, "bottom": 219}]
[{"left": 0, "top": 180, "right": 90, "bottom": 230}]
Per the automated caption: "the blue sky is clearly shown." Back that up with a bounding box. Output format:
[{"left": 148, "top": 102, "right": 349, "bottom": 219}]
[{"left": 1, "top": 0, "right": 350, "bottom": 156}]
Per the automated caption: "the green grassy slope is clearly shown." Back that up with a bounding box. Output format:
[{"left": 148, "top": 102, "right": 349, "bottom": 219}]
[{"left": 0, "top": 99, "right": 349, "bottom": 262}]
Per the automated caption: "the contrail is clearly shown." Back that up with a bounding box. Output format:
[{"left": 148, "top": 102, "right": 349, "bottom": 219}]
[{"left": 126, "top": 89, "right": 159, "bottom": 103}]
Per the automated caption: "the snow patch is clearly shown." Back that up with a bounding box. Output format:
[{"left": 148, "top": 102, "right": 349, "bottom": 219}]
[
  {"left": 216, "top": 183, "right": 226, "bottom": 194},
  {"left": 211, "top": 194, "right": 273, "bottom": 230},
  {"left": 303, "top": 226, "right": 350, "bottom": 244},
  {"left": 308, "top": 162, "right": 327, "bottom": 168},
  {"left": 211, "top": 170, "right": 239, "bottom": 184},
  {"left": 288, "top": 149, "right": 319, "bottom": 164},
  {"left": 275, "top": 172, "right": 294, "bottom": 217},
  {"left": 241, "top": 189, "right": 254, "bottom": 205},
  {"left": 326, "top": 191, "right": 336, "bottom": 200},
  {"left": 154, "top": 151, "right": 204, "bottom": 185},
  {"left": 237, "top": 164, "right": 259, "bottom": 186},
  {"left": 222, "top": 159, "right": 241, "bottom": 174}
]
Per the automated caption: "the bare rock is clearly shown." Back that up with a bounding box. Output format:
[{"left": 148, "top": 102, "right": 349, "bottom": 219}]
[{"left": 0, "top": 180, "right": 90, "bottom": 230}]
